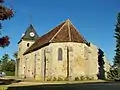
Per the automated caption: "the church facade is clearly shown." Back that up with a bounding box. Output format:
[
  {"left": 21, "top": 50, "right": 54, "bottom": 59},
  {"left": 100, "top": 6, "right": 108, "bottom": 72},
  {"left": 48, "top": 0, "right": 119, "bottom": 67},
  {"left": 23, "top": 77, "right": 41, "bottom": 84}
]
[{"left": 16, "top": 19, "right": 110, "bottom": 81}]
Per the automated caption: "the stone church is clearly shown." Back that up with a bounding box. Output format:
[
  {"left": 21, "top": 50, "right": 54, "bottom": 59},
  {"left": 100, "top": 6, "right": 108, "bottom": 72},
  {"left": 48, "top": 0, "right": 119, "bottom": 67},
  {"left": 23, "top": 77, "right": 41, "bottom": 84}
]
[{"left": 16, "top": 19, "right": 110, "bottom": 81}]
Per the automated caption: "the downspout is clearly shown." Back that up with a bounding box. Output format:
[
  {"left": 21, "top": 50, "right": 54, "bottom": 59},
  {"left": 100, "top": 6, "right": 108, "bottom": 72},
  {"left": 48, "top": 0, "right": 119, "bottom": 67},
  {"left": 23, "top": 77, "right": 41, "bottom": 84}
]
[
  {"left": 44, "top": 49, "right": 46, "bottom": 81},
  {"left": 34, "top": 54, "right": 37, "bottom": 79},
  {"left": 67, "top": 46, "right": 69, "bottom": 80}
]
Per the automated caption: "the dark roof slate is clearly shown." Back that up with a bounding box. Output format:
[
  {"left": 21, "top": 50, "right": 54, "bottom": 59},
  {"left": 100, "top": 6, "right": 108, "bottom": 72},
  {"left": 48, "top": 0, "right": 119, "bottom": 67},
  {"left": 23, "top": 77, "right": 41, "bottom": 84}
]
[{"left": 18, "top": 24, "right": 39, "bottom": 43}]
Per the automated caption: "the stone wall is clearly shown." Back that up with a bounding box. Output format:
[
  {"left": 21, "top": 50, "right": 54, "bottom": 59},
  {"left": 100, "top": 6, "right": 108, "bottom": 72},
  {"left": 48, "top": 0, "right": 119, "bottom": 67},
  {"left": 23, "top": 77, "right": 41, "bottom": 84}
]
[
  {"left": 103, "top": 55, "right": 111, "bottom": 79},
  {"left": 22, "top": 42, "right": 110, "bottom": 81},
  {"left": 17, "top": 40, "right": 34, "bottom": 78},
  {"left": 86, "top": 43, "right": 99, "bottom": 79},
  {"left": 40, "top": 42, "right": 100, "bottom": 81}
]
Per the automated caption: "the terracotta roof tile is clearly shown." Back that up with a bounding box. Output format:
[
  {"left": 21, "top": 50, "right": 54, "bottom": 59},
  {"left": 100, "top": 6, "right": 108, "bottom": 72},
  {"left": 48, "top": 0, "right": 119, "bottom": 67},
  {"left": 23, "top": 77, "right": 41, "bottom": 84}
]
[
  {"left": 23, "top": 19, "right": 88, "bottom": 55},
  {"left": 23, "top": 22, "right": 65, "bottom": 54}
]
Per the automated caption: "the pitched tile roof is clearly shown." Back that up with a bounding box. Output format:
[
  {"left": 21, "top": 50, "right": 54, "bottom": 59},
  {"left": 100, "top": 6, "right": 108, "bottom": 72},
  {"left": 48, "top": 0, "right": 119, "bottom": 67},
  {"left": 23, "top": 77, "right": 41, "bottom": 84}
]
[
  {"left": 18, "top": 24, "right": 39, "bottom": 43},
  {"left": 23, "top": 19, "right": 88, "bottom": 55}
]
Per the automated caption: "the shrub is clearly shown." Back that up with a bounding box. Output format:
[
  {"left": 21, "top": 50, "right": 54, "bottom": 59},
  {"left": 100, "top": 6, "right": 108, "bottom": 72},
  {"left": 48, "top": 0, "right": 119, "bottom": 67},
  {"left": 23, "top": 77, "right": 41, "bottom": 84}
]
[
  {"left": 4, "top": 71, "right": 15, "bottom": 76},
  {"left": 46, "top": 77, "right": 52, "bottom": 81},
  {"left": 57, "top": 77, "right": 63, "bottom": 81},
  {"left": 80, "top": 75, "right": 85, "bottom": 81},
  {"left": 85, "top": 76, "right": 90, "bottom": 80},
  {"left": 107, "top": 67, "right": 120, "bottom": 80},
  {"left": 64, "top": 77, "right": 69, "bottom": 81},
  {"left": 89, "top": 77, "right": 94, "bottom": 80},
  {"left": 75, "top": 77, "right": 79, "bottom": 81},
  {"left": 52, "top": 77, "right": 57, "bottom": 81}
]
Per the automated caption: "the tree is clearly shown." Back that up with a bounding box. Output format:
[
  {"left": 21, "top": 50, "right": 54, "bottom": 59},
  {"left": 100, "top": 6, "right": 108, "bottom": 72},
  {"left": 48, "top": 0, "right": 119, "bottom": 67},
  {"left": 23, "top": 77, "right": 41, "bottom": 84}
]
[
  {"left": 0, "top": 0, "right": 14, "bottom": 48},
  {"left": 7, "top": 59, "right": 15, "bottom": 72},
  {"left": 114, "top": 13, "right": 120, "bottom": 66},
  {"left": 108, "top": 13, "right": 120, "bottom": 80},
  {"left": 0, "top": 53, "right": 15, "bottom": 72},
  {"left": 0, "top": 53, "right": 10, "bottom": 71},
  {"left": 107, "top": 66, "right": 120, "bottom": 80},
  {"left": 13, "top": 51, "right": 18, "bottom": 60}
]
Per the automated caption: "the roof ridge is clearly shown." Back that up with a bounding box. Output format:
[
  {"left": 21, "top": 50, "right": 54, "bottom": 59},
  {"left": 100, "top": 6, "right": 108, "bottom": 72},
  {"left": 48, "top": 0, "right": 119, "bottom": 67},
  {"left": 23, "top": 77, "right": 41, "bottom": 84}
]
[
  {"left": 49, "top": 21, "right": 66, "bottom": 42},
  {"left": 66, "top": 19, "right": 71, "bottom": 41},
  {"left": 23, "top": 24, "right": 35, "bottom": 36},
  {"left": 68, "top": 20, "right": 88, "bottom": 44},
  {"left": 23, "top": 19, "right": 89, "bottom": 55}
]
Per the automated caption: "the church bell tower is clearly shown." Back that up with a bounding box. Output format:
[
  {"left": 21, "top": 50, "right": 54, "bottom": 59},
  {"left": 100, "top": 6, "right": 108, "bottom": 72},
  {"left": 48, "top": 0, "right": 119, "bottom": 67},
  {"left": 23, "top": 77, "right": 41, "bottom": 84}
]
[{"left": 16, "top": 24, "right": 39, "bottom": 78}]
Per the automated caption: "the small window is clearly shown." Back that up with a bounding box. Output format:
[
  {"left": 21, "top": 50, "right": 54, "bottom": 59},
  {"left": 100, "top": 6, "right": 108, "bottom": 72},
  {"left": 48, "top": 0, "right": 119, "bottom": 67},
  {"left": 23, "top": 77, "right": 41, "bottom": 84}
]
[
  {"left": 27, "top": 43, "right": 30, "bottom": 47},
  {"left": 58, "top": 48, "right": 63, "bottom": 61},
  {"left": 35, "top": 54, "right": 37, "bottom": 57}
]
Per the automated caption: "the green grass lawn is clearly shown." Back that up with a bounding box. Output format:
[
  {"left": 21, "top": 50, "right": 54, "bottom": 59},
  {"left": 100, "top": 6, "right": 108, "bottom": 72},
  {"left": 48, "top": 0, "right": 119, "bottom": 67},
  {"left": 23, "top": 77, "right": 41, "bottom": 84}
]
[
  {"left": 1, "top": 76, "right": 120, "bottom": 90},
  {"left": 4, "top": 71, "right": 15, "bottom": 76},
  {"left": 0, "top": 86, "right": 8, "bottom": 90},
  {"left": 5, "top": 82, "right": 120, "bottom": 90}
]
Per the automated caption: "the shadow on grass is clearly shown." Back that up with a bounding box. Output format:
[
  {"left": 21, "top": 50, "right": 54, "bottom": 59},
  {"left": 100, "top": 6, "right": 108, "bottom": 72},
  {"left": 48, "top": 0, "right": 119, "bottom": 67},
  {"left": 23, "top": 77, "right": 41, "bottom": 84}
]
[
  {"left": 8, "top": 81, "right": 120, "bottom": 90},
  {"left": 0, "top": 78, "right": 21, "bottom": 85}
]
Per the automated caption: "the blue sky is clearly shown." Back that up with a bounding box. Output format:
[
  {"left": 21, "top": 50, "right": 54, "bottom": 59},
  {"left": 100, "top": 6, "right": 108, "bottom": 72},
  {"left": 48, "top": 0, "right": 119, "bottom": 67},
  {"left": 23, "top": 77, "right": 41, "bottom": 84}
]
[{"left": 0, "top": 0, "right": 120, "bottom": 64}]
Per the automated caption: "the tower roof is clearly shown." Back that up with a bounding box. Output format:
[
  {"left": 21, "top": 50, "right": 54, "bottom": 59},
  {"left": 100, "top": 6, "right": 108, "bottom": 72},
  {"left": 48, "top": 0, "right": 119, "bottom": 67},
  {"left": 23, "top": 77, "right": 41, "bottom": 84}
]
[
  {"left": 18, "top": 24, "right": 39, "bottom": 43},
  {"left": 23, "top": 19, "right": 88, "bottom": 55}
]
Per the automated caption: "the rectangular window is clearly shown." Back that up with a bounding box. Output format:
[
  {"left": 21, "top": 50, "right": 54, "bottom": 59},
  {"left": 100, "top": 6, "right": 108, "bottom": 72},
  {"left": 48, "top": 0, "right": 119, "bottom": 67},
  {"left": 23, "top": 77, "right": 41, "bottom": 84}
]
[{"left": 58, "top": 48, "right": 63, "bottom": 61}]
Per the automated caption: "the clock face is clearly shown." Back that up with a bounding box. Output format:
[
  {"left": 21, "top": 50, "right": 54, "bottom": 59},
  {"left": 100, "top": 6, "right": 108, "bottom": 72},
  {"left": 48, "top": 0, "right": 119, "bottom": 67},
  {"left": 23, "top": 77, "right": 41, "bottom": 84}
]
[{"left": 29, "top": 32, "right": 35, "bottom": 37}]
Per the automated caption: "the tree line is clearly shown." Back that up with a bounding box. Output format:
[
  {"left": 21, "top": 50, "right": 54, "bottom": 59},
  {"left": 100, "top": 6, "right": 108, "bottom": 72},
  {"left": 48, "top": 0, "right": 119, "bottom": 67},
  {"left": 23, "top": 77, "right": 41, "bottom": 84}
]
[{"left": 0, "top": 53, "right": 16, "bottom": 72}]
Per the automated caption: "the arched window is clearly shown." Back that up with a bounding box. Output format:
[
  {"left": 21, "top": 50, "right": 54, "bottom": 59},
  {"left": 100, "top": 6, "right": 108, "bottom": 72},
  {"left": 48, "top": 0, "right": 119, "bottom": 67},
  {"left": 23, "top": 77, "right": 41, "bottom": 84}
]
[
  {"left": 58, "top": 48, "right": 63, "bottom": 61},
  {"left": 27, "top": 43, "right": 30, "bottom": 47}
]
